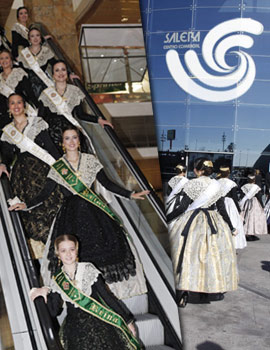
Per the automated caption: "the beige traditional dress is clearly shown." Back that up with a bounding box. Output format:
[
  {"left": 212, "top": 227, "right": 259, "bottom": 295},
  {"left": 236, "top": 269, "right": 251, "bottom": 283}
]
[{"left": 169, "top": 176, "right": 238, "bottom": 294}]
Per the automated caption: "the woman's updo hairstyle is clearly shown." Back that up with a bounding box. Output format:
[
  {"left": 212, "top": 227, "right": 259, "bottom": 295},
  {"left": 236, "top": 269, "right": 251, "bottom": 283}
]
[
  {"left": 247, "top": 169, "right": 256, "bottom": 184},
  {"left": 218, "top": 165, "right": 231, "bottom": 178},
  {"left": 16, "top": 6, "right": 28, "bottom": 19},
  {"left": 52, "top": 59, "right": 68, "bottom": 74},
  {"left": 8, "top": 93, "right": 26, "bottom": 109},
  {"left": 175, "top": 164, "right": 186, "bottom": 175},
  {"left": 54, "top": 234, "right": 79, "bottom": 256},
  {"left": 194, "top": 158, "right": 213, "bottom": 176}
]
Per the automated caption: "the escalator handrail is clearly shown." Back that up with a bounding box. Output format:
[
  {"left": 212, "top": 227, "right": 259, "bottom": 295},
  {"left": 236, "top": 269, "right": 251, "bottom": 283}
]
[
  {"left": 0, "top": 174, "right": 63, "bottom": 350},
  {"left": 38, "top": 23, "right": 166, "bottom": 225}
]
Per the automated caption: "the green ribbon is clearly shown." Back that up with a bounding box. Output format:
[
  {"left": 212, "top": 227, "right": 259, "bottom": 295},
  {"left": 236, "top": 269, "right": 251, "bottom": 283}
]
[
  {"left": 54, "top": 270, "right": 140, "bottom": 350},
  {"left": 52, "top": 158, "right": 122, "bottom": 225}
]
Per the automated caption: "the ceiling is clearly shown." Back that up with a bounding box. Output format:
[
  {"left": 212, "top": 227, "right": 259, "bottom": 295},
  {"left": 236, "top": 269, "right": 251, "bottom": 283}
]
[
  {"left": 77, "top": 0, "right": 142, "bottom": 28},
  {"left": 0, "top": 0, "right": 13, "bottom": 27}
]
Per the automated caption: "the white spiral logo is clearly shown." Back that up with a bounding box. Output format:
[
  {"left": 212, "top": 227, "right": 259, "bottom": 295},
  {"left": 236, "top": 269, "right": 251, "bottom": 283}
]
[{"left": 166, "top": 18, "right": 264, "bottom": 102}]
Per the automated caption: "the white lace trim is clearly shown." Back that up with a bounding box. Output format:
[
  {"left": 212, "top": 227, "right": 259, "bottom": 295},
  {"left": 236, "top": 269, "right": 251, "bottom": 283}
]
[
  {"left": 0, "top": 68, "right": 28, "bottom": 91},
  {"left": 17, "top": 45, "right": 55, "bottom": 69},
  {"left": 12, "top": 22, "right": 29, "bottom": 40},
  {"left": 218, "top": 178, "right": 237, "bottom": 197},
  {"left": 1, "top": 116, "right": 48, "bottom": 145},
  {"left": 184, "top": 176, "right": 223, "bottom": 208},
  {"left": 241, "top": 183, "right": 261, "bottom": 197},
  {"left": 51, "top": 263, "right": 100, "bottom": 307},
  {"left": 48, "top": 153, "right": 103, "bottom": 193},
  {"left": 39, "top": 84, "right": 85, "bottom": 115},
  {"left": 168, "top": 175, "right": 184, "bottom": 189}
]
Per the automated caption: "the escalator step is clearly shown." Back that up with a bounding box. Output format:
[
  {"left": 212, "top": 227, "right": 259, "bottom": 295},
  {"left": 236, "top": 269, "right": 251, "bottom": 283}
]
[
  {"left": 122, "top": 293, "right": 148, "bottom": 315},
  {"left": 135, "top": 313, "right": 164, "bottom": 346}
]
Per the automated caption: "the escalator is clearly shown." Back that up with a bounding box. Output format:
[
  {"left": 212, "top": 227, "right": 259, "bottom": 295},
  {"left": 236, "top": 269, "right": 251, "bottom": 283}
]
[{"left": 0, "top": 25, "right": 183, "bottom": 350}]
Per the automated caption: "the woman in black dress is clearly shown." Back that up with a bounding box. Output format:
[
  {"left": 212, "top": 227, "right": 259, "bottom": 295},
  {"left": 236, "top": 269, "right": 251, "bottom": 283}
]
[
  {"left": 17, "top": 26, "right": 57, "bottom": 98},
  {"left": 11, "top": 6, "right": 29, "bottom": 59},
  {"left": 9, "top": 126, "right": 148, "bottom": 289},
  {"left": 30, "top": 234, "right": 140, "bottom": 350},
  {"left": 0, "top": 49, "right": 38, "bottom": 128},
  {"left": 0, "top": 93, "right": 62, "bottom": 258},
  {"left": 38, "top": 60, "right": 112, "bottom": 153}
]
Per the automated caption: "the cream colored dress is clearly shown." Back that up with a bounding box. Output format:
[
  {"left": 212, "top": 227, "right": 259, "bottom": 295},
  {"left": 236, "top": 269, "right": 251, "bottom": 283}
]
[{"left": 170, "top": 176, "right": 238, "bottom": 294}]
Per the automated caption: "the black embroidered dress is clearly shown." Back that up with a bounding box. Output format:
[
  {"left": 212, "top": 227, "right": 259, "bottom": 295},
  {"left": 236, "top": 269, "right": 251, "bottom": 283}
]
[
  {"left": 47, "top": 263, "right": 138, "bottom": 350},
  {"left": 38, "top": 84, "right": 98, "bottom": 154},
  {"left": 0, "top": 116, "right": 62, "bottom": 254},
  {"left": 26, "top": 153, "right": 136, "bottom": 283}
]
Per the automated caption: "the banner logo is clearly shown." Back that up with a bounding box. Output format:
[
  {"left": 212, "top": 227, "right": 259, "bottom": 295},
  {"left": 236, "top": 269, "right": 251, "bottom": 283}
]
[{"left": 166, "top": 18, "right": 264, "bottom": 102}]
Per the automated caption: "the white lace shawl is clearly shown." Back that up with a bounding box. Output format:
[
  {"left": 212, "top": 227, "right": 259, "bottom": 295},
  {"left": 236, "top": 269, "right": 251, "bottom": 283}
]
[
  {"left": 12, "top": 22, "right": 29, "bottom": 39},
  {"left": 1, "top": 115, "right": 48, "bottom": 145},
  {"left": 218, "top": 178, "right": 237, "bottom": 197},
  {"left": 17, "top": 45, "right": 55, "bottom": 68},
  {"left": 48, "top": 153, "right": 103, "bottom": 193},
  {"left": 168, "top": 175, "right": 184, "bottom": 189},
  {"left": 39, "top": 84, "right": 85, "bottom": 115},
  {"left": 241, "top": 183, "right": 261, "bottom": 197},
  {"left": 50, "top": 263, "right": 100, "bottom": 307},
  {"left": 184, "top": 176, "right": 223, "bottom": 208},
  {"left": 0, "top": 68, "right": 28, "bottom": 91}
]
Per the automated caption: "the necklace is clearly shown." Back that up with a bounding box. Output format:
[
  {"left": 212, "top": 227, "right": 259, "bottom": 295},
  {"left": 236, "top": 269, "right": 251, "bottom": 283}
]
[
  {"left": 63, "top": 262, "right": 78, "bottom": 282},
  {"left": 64, "top": 152, "right": 82, "bottom": 177},
  {"left": 56, "top": 85, "right": 67, "bottom": 98}
]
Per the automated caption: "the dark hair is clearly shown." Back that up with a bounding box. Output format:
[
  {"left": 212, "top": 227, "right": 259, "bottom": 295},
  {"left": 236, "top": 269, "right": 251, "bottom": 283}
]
[
  {"left": 194, "top": 158, "right": 213, "bottom": 176},
  {"left": 28, "top": 26, "right": 43, "bottom": 44},
  {"left": 247, "top": 170, "right": 256, "bottom": 184},
  {"left": 8, "top": 93, "right": 26, "bottom": 108},
  {"left": 218, "top": 166, "right": 230, "bottom": 178},
  {"left": 0, "top": 49, "right": 13, "bottom": 62},
  {"left": 17, "top": 6, "right": 28, "bottom": 20},
  {"left": 54, "top": 234, "right": 79, "bottom": 255},
  {"left": 62, "top": 125, "right": 80, "bottom": 139},
  {"left": 175, "top": 164, "right": 186, "bottom": 175},
  {"left": 52, "top": 60, "right": 68, "bottom": 74}
]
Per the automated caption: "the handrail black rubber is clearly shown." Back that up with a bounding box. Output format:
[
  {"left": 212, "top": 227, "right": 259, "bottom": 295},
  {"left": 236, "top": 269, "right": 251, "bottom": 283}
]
[
  {"left": 38, "top": 23, "right": 167, "bottom": 225},
  {"left": 0, "top": 174, "right": 63, "bottom": 350}
]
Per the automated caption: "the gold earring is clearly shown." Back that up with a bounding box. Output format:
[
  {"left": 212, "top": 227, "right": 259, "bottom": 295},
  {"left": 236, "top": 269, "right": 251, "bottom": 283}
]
[
  {"left": 8, "top": 110, "right": 12, "bottom": 119},
  {"left": 62, "top": 144, "right": 66, "bottom": 153},
  {"left": 58, "top": 258, "right": 62, "bottom": 267},
  {"left": 78, "top": 143, "right": 81, "bottom": 152}
]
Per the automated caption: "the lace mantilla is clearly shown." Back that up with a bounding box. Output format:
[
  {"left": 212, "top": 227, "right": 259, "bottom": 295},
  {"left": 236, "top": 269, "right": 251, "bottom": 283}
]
[
  {"left": 1, "top": 116, "right": 48, "bottom": 145},
  {"left": 12, "top": 22, "right": 29, "bottom": 39},
  {"left": 39, "top": 84, "right": 85, "bottom": 115},
  {"left": 48, "top": 153, "right": 103, "bottom": 193},
  {"left": 51, "top": 263, "right": 100, "bottom": 307},
  {"left": 241, "top": 183, "right": 261, "bottom": 197},
  {"left": 168, "top": 175, "right": 184, "bottom": 189},
  {"left": 0, "top": 68, "right": 28, "bottom": 91},
  {"left": 18, "top": 45, "right": 55, "bottom": 69},
  {"left": 184, "top": 176, "right": 223, "bottom": 207},
  {"left": 218, "top": 178, "right": 237, "bottom": 197}
]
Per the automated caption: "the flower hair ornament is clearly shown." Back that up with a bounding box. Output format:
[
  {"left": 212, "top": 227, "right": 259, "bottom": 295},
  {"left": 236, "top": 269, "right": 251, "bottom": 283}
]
[
  {"left": 220, "top": 166, "right": 230, "bottom": 171},
  {"left": 203, "top": 160, "right": 213, "bottom": 168},
  {"left": 176, "top": 164, "right": 185, "bottom": 171}
]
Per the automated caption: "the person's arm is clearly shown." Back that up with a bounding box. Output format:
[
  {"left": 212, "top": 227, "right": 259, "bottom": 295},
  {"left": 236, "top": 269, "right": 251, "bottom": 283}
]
[
  {"left": 93, "top": 275, "right": 134, "bottom": 324},
  {"left": 35, "top": 130, "right": 61, "bottom": 160},
  {"left": 216, "top": 197, "right": 234, "bottom": 231},
  {"left": 73, "top": 103, "right": 113, "bottom": 128},
  {"left": 230, "top": 187, "right": 241, "bottom": 213},
  {"left": 166, "top": 193, "right": 192, "bottom": 223},
  {"left": 0, "top": 141, "right": 16, "bottom": 172},
  {"left": 16, "top": 75, "right": 39, "bottom": 108},
  {"left": 8, "top": 178, "right": 57, "bottom": 211},
  {"left": 96, "top": 169, "right": 133, "bottom": 198},
  {"left": 11, "top": 30, "right": 20, "bottom": 59}
]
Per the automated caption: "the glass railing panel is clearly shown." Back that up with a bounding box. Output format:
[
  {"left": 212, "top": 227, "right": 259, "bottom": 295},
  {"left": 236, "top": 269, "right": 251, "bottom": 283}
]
[{"left": 0, "top": 280, "right": 14, "bottom": 350}]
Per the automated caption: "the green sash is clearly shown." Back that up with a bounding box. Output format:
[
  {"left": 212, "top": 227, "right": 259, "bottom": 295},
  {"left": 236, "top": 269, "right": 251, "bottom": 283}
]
[
  {"left": 54, "top": 270, "right": 140, "bottom": 350},
  {"left": 52, "top": 158, "right": 122, "bottom": 225}
]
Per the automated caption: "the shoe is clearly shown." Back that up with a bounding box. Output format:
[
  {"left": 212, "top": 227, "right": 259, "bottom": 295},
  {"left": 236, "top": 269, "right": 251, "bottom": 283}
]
[
  {"left": 246, "top": 235, "right": 260, "bottom": 241},
  {"left": 207, "top": 293, "right": 224, "bottom": 302},
  {"left": 178, "top": 291, "right": 189, "bottom": 308}
]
